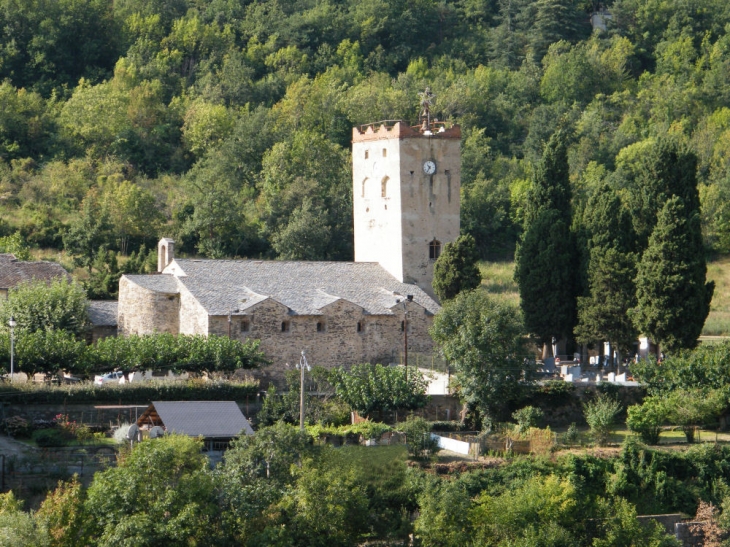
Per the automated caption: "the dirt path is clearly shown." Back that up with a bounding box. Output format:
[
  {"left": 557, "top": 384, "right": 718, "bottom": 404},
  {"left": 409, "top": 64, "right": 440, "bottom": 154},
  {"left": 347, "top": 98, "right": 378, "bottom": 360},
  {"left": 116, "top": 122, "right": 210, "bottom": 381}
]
[{"left": 0, "top": 434, "right": 33, "bottom": 458}]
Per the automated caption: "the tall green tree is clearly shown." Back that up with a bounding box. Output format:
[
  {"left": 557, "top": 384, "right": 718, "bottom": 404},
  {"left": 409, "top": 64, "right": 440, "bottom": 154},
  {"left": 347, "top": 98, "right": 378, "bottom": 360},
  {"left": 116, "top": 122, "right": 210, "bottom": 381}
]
[
  {"left": 630, "top": 139, "right": 701, "bottom": 249},
  {"left": 431, "top": 290, "right": 534, "bottom": 424},
  {"left": 631, "top": 197, "right": 714, "bottom": 353},
  {"left": 515, "top": 131, "right": 578, "bottom": 348},
  {"left": 84, "top": 435, "right": 221, "bottom": 546},
  {"left": 432, "top": 234, "right": 482, "bottom": 301},
  {"left": 575, "top": 185, "right": 639, "bottom": 357},
  {"left": 0, "top": 278, "right": 89, "bottom": 335}
]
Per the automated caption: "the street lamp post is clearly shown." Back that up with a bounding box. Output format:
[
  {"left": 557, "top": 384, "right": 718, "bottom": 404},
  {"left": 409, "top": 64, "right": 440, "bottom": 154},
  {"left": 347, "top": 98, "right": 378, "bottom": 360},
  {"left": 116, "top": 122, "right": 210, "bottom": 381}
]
[
  {"left": 296, "top": 351, "right": 311, "bottom": 431},
  {"left": 8, "top": 316, "right": 16, "bottom": 382}
]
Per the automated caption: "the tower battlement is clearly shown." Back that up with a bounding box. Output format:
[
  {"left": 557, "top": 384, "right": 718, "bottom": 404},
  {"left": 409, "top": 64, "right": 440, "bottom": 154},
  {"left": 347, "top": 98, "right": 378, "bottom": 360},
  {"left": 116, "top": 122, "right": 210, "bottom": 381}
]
[{"left": 352, "top": 120, "right": 461, "bottom": 142}]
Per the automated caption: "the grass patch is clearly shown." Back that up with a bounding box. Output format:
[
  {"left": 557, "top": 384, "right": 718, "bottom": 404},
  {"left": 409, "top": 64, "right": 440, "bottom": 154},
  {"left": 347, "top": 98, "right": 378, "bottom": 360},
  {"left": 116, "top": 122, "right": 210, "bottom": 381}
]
[
  {"left": 704, "top": 256, "right": 730, "bottom": 336},
  {"left": 478, "top": 257, "right": 730, "bottom": 335},
  {"left": 479, "top": 261, "right": 519, "bottom": 306}
]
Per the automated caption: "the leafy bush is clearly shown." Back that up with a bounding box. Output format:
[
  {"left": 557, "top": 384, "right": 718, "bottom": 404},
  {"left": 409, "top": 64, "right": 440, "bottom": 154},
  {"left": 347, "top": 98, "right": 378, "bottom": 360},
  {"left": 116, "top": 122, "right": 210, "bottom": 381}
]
[
  {"left": 113, "top": 424, "right": 133, "bottom": 445},
  {"left": 663, "top": 388, "right": 725, "bottom": 443},
  {"left": 0, "top": 331, "right": 267, "bottom": 377},
  {"left": 512, "top": 406, "right": 544, "bottom": 434},
  {"left": 626, "top": 400, "right": 666, "bottom": 445},
  {"left": 583, "top": 395, "right": 622, "bottom": 446},
  {"left": 396, "top": 416, "right": 439, "bottom": 459},
  {"left": 562, "top": 423, "right": 579, "bottom": 445},
  {"left": 429, "top": 421, "right": 470, "bottom": 432},
  {"left": 306, "top": 421, "right": 392, "bottom": 441},
  {"left": 32, "top": 428, "right": 66, "bottom": 447},
  {"left": 1, "top": 416, "right": 33, "bottom": 438},
  {"left": 329, "top": 364, "right": 429, "bottom": 415}
]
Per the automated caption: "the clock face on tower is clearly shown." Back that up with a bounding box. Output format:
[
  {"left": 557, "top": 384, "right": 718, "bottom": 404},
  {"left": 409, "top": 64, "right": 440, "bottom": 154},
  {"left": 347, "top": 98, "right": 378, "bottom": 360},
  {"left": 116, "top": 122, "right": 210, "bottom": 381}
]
[{"left": 423, "top": 160, "right": 436, "bottom": 175}]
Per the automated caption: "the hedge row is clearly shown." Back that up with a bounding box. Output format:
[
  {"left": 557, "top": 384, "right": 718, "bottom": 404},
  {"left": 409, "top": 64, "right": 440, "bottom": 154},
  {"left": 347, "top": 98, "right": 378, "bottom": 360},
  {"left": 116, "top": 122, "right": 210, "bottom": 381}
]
[{"left": 0, "top": 380, "right": 260, "bottom": 405}]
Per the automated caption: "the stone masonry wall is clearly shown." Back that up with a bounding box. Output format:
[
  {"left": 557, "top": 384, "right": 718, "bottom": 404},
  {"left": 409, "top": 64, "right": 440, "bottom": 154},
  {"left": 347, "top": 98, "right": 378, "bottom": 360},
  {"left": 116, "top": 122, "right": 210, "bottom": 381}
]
[
  {"left": 118, "top": 277, "right": 180, "bottom": 335},
  {"left": 178, "top": 285, "right": 209, "bottom": 335},
  {"left": 210, "top": 298, "right": 434, "bottom": 377}
]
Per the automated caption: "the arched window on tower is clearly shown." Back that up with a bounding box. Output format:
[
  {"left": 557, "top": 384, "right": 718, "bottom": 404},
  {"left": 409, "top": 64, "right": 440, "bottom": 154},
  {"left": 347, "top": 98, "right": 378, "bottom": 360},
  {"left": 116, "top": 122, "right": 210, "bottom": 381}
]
[
  {"left": 381, "top": 176, "right": 389, "bottom": 198},
  {"left": 429, "top": 239, "right": 441, "bottom": 260},
  {"left": 361, "top": 177, "right": 368, "bottom": 197}
]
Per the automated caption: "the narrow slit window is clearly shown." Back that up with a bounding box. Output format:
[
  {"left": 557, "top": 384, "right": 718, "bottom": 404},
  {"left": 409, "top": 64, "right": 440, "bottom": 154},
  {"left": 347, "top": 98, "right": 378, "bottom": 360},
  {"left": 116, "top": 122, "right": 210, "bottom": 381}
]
[
  {"left": 316, "top": 321, "right": 325, "bottom": 332},
  {"left": 382, "top": 148, "right": 387, "bottom": 157},
  {"left": 364, "top": 150, "right": 369, "bottom": 159},
  {"left": 400, "top": 320, "right": 405, "bottom": 332},
  {"left": 357, "top": 321, "right": 364, "bottom": 333},
  {"left": 381, "top": 176, "right": 389, "bottom": 198},
  {"left": 429, "top": 239, "right": 441, "bottom": 260},
  {"left": 361, "top": 177, "right": 368, "bottom": 198},
  {"left": 281, "top": 321, "right": 290, "bottom": 332}
]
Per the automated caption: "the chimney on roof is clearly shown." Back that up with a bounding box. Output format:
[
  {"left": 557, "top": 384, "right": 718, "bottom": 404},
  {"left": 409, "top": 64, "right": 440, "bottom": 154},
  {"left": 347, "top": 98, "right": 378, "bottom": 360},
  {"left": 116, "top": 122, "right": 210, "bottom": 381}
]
[{"left": 158, "top": 238, "right": 175, "bottom": 272}]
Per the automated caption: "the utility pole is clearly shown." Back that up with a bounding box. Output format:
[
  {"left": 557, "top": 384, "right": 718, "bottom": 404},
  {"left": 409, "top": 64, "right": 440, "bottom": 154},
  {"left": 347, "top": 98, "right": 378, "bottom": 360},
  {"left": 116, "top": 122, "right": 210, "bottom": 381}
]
[
  {"left": 402, "top": 296, "right": 413, "bottom": 383},
  {"left": 297, "top": 351, "right": 311, "bottom": 431}
]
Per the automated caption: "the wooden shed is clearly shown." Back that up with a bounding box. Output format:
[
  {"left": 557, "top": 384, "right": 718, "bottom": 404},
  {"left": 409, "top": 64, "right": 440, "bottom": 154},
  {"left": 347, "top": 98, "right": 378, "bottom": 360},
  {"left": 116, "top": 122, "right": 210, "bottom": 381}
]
[{"left": 137, "top": 401, "right": 254, "bottom": 450}]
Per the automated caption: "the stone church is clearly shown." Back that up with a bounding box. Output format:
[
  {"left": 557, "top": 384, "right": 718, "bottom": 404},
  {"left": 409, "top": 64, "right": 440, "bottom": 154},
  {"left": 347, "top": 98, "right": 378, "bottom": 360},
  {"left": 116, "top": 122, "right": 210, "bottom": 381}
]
[{"left": 117, "top": 118, "right": 461, "bottom": 370}]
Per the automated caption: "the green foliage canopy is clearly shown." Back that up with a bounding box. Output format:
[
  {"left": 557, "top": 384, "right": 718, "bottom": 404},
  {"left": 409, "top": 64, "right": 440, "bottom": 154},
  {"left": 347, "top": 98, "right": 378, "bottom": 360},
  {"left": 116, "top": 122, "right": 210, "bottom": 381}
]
[
  {"left": 432, "top": 234, "right": 482, "bottom": 301},
  {"left": 431, "top": 290, "right": 534, "bottom": 423},
  {"left": 329, "top": 363, "right": 429, "bottom": 416}
]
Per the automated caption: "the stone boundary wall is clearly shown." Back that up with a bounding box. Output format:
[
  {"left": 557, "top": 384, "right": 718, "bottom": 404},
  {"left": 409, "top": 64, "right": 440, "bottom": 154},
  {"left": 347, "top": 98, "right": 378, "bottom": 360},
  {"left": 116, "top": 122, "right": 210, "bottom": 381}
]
[{"left": 523, "top": 384, "right": 645, "bottom": 427}]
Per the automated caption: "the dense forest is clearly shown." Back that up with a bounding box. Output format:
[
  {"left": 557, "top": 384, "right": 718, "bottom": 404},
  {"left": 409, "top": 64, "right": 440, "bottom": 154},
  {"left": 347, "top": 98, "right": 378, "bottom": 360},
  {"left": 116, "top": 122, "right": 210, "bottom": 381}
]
[{"left": 2, "top": 0, "right": 730, "bottom": 281}]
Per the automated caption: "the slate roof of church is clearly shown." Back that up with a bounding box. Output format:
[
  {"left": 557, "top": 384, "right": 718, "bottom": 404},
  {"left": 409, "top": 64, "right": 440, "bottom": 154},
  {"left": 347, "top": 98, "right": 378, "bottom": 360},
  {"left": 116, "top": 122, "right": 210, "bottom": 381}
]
[
  {"left": 146, "top": 401, "right": 254, "bottom": 438},
  {"left": 125, "top": 259, "right": 440, "bottom": 316},
  {"left": 0, "top": 254, "right": 71, "bottom": 289}
]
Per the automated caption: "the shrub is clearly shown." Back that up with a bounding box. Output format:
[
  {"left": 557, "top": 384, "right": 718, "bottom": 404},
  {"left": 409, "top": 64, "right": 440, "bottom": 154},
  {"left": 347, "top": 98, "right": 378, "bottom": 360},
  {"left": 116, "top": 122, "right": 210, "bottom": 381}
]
[
  {"left": 583, "top": 395, "right": 622, "bottom": 446},
  {"left": 626, "top": 399, "right": 666, "bottom": 445},
  {"left": 396, "top": 416, "right": 439, "bottom": 459},
  {"left": 113, "top": 424, "right": 133, "bottom": 445},
  {"left": 562, "top": 422, "right": 579, "bottom": 445},
  {"left": 512, "top": 406, "right": 544, "bottom": 434},
  {"left": 663, "top": 388, "right": 725, "bottom": 443},
  {"left": 429, "top": 421, "right": 470, "bottom": 432},
  {"left": 1, "top": 416, "right": 33, "bottom": 438},
  {"left": 32, "top": 428, "right": 66, "bottom": 447}
]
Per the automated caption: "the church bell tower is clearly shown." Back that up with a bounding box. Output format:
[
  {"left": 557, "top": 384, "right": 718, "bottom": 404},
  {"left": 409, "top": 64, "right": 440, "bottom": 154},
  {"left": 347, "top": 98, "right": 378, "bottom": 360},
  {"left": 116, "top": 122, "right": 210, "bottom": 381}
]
[{"left": 351, "top": 91, "right": 461, "bottom": 298}]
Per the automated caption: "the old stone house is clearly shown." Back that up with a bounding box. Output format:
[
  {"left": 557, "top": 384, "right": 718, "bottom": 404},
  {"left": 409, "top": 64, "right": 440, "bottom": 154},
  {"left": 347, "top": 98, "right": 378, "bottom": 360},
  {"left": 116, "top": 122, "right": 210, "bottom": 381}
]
[
  {"left": 0, "top": 253, "right": 71, "bottom": 299},
  {"left": 117, "top": 118, "right": 461, "bottom": 371}
]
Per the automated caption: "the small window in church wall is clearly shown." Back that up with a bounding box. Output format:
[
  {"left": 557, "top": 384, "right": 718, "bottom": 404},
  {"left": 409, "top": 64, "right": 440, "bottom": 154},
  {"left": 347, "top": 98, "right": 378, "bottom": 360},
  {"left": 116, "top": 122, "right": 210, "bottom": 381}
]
[
  {"left": 357, "top": 321, "right": 364, "bottom": 333},
  {"left": 400, "top": 321, "right": 405, "bottom": 332},
  {"left": 241, "top": 319, "right": 250, "bottom": 332},
  {"left": 361, "top": 177, "right": 368, "bottom": 197},
  {"left": 381, "top": 176, "right": 389, "bottom": 198},
  {"left": 365, "top": 150, "right": 369, "bottom": 159},
  {"left": 429, "top": 239, "right": 441, "bottom": 260},
  {"left": 281, "top": 321, "right": 290, "bottom": 332},
  {"left": 316, "top": 321, "right": 326, "bottom": 332},
  {"left": 382, "top": 148, "right": 387, "bottom": 157}
]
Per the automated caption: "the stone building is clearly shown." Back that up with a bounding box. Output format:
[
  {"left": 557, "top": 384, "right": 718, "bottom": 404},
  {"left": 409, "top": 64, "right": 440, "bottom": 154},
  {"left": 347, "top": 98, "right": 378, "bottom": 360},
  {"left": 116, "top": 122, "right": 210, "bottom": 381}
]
[
  {"left": 0, "top": 253, "right": 71, "bottom": 299},
  {"left": 117, "top": 118, "right": 461, "bottom": 371}
]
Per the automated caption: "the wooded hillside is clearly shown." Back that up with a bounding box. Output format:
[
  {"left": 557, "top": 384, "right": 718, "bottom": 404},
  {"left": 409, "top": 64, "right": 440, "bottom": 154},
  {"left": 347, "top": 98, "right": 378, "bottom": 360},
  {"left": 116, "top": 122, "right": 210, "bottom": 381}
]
[{"left": 1, "top": 0, "right": 729, "bottom": 273}]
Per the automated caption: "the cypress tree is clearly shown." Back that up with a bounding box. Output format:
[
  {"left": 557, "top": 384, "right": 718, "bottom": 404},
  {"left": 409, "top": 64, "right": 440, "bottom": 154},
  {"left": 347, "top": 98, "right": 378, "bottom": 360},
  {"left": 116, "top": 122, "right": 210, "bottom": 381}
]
[
  {"left": 575, "top": 185, "right": 639, "bottom": 355},
  {"left": 515, "top": 209, "right": 577, "bottom": 345},
  {"left": 432, "top": 234, "right": 482, "bottom": 301},
  {"left": 515, "top": 131, "right": 578, "bottom": 347},
  {"left": 631, "top": 197, "right": 714, "bottom": 352},
  {"left": 631, "top": 139, "right": 700, "bottom": 249}
]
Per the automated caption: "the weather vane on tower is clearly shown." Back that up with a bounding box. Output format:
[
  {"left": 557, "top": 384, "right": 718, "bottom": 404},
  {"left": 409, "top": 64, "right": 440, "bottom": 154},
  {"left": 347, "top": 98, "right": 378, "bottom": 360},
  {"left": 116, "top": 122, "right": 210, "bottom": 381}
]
[{"left": 418, "top": 87, "right": 435, "bottom": 131}]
